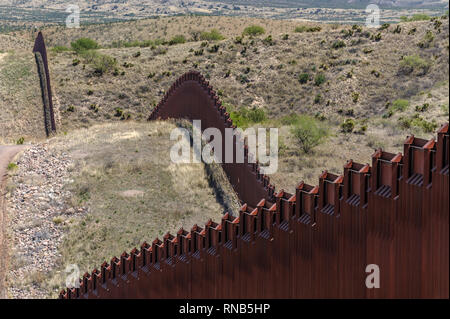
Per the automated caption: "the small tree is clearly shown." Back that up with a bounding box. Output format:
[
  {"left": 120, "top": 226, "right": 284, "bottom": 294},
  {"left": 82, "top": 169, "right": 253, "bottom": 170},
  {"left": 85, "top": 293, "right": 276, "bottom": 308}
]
[
  {"left": 71, "top": 38, "right": 99, "bottom": 52},
  {"left": 291, "top": 116, "right": 328, "bottom": 153},
  {"left": 242, "top": 25, "right": 265, "bottom": 37}
]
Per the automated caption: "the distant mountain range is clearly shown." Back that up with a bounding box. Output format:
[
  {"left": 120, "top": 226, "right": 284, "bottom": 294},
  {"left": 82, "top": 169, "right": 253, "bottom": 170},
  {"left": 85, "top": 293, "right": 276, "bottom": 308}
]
[
  {"left": 209, "top": 0, "right": 448, "bottom": 8},
  {"left": 2, "top": 0, "right": 448, "bottom": 9}
]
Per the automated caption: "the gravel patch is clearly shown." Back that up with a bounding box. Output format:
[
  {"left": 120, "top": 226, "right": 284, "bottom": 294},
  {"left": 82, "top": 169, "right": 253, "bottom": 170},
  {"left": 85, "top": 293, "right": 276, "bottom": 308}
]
[{"left": 6, "top": 144, "right": 86, "bottom": 299}]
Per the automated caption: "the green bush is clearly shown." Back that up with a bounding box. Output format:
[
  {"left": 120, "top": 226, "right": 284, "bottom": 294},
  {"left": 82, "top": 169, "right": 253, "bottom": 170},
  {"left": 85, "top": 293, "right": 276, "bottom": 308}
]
[
  {"left": 169, "top": 35, "right": 186, "bottom": 45},
  {"left": 291, "top": 115, "right": 328, "bottom": 153},
  {"left": 398, "top": 114, "right": 438, "bottom": 133},
  {"left": 7, "top": 163, "right": 18, "bottom": 171},
  {"left": 441, "top": 104, "right": 449, "bottom": 116},
  {"left": 93, "top": 54, "right": 117, "bottom": 75},
  {"left": 400, "top": 14, "right": 431, "bottom": 22},
  {"left": 71, "top": 38, "right": 99, "bottom": 52},
  {"left": 340, "top": 119, "right": 355, "bottom": 133},
  {"left": 242, "top": 25, "right": 265, "bottom": 37},
  {"left": 400, "top": 55, "right": 430, "bottom": 75},
  {"left": 314, "top": 93, "right": 322, "bottom": 104},
  {"left": 51, "top": 46, "right": 70, "bottom": 53},
  {"left": 229, "top": 107, "right": 266, "bottom": 128},
  {"left": 418, "top": 31, "right": 434, "bottom": 48},
  {"left": 280, "top": 113, "right": 301, "bottom": 126},
  {"left": 332, "top": 40, "right": 346, "bottom": 49},
  {"left": 390, "top": 99, "right": 410, "bottom": 113},
  {"left": 294, "top": 26, "right": 322, "bottom": 33},
  {"left": 16, "top": 137, "right": 24, "bottom": 145},
  {"left": 314, "top": 73, "right": 326, "bottom": 86},
  {"left": 114, "top": 108, "right": 124, "bottom": 117},
  {"left": 200, "top": 29, "right": 225, "bottom": 41},
  {"left": 298, "top": 73, "right": 310, "bottom": 84},
  {"left": 415, "top": 103, "right": 429, "bottom": 112},
  {"left": 263, "top": 35, "right": 274, "bottom": 45}
]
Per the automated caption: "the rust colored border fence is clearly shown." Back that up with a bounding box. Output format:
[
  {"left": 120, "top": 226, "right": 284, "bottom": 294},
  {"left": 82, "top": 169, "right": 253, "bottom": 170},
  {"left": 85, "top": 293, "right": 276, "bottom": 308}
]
[
  {"left": 33, "top": 32, "right": 56, "bottom": 136},
  {"left": 149, "top": 71, "right": 275, "bottom": 207},
  {"left": 60, "top": 72, "right": 449, "bottom": 299}
]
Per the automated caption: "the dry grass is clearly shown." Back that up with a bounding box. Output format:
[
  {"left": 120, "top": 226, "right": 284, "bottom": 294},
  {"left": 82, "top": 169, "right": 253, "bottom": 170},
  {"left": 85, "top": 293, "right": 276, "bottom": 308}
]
[
  {"left": 37, "top": 121, "right": 238, "bottom": 297},
  {"left": 0, "top": 48, "right": 47, "bottom": 144}
]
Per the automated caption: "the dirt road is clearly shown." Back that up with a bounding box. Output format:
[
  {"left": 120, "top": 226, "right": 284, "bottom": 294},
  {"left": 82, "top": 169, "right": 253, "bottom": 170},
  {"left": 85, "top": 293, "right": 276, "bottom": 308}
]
[{"left": 0, "top": 145, "right": 26, "bottom": 299}]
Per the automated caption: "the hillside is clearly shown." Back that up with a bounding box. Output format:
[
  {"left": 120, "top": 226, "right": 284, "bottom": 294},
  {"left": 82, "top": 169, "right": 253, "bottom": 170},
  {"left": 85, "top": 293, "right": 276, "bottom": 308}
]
[
  {"left": 0, "top": 0, "right": 446, "bottom": 26},
  {"left": 1, "top": 15, "right": 448, "bottom": 184},
  {"left": 0, "top": 13, "right": 448, "bottom": 299}
]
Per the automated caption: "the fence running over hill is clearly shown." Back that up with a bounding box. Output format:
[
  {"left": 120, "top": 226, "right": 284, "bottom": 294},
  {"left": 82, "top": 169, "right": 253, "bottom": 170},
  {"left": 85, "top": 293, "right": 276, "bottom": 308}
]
[
  {"left": 33, "top": 32, "right": 56, "bottom": 136},
  {"left": 60, "top": 71, "right": 449, "bottom": 299}
]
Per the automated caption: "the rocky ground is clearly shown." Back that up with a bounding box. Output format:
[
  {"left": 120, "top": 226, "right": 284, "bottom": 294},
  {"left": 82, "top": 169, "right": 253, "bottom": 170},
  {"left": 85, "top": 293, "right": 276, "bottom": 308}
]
[{"left": 5, "top": 144, "right": 86, "bottom": 299}]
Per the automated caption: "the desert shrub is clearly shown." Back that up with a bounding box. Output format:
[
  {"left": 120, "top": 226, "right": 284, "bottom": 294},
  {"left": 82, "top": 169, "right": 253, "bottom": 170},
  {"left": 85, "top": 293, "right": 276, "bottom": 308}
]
[
  {"left": 282, "top": 34, "right": 289, "bottom": 40},
  {"left": 418, "top": 31, "right": 434, "bottom": 48},
  {"left": 114, "top": 108, "right": 124, "bottom": 117},
  {"left": 441, "top": 104, "right": 449, "bottom": 116},
  {"left": 294, "top": 26, "right": 322, "bottom": 33},
  {"left": 314, "top": 73, "right": 326, "bottom": 86},
  {"left": 408, "top": 28, "right": 417, "bottom": 35},
  {"left": 280, "top": 113, "right": 301, "bottom": 126},
  {"left": 263, "top": 35, "right": 274, "bottom": 45},
  {"left": 242, "top": 25, "right": 265, "bottom": 37},
  {"left": 393, "top": 25, "right": 402, "bottom": 34},
  {"left": 72, "top": 58, "right": 80, "bottom": 66},
  {"left": 200, "top": 29, "right": 225, "bottom": 41},
  {"left": 352, "top": 92, "right": 359, "bottom": 103},
  {"left": 379, "top": 23, "right": 390, "bottom": 30},
  {"left": 314, "top": 93, "right": 322, "bottom": 104},
  {"left": 194, "top": 48, "right": 204, "bottom": 56},
  {"left": 291, "top": 115, "right": 328, "bottom": 153},
  {"left": 371, "top": 69, "right": 380, "bottom": 77},
  {"left": 153, "top": 47, "right": 167, "bottom": 55},
  {"left": 390, "top": 99, "right": 409, "bottom": 113},
  {"left": 229, "top": 107, "right": 266, "bottom": 128},
  {"left": 433, "top": 20, "right": 442, "bottom": 30},
  {"left": 92, "top": 54, "right": 117, "bottom": 75},
  {"left": 169, "top": 35, "right": 186, "bottom": 45},
  {"left": 208, "top": 44, "right": 220, "bottom": 53},
  {"left": 71, "top": 38, "right": 99, "bottom": 52},
  {"left": 373, "top": 32, "right": 382, "bottom": 41},
  {"left": 398, "top": 114, "right": 438, "bottom": 133},
  {"left": 399, "top": 55, "right": 430, "bottom": 75},
  {"left": 51, "top": 46, "right": 70, "bottom": 53},
  {"left": 400, "top": 14, "right": 430, "bottom": 22},
  {"left": 16, "top": 137, "right": 24, "bottom": 145},
  {"left": 67, "top": 105, "right": 75, "bottom": 112},
  {"left": 7, "top": 162, "right": 18, "bottom": 170},
  {"left": 340, "top": 119, "right": 355, "bottom": 133},
  {"left": 133, "top": 51, "right": 141, "bottom": 58},
  {"left": 332, "top": 40, "right": 346, "bottom": 49},
  {"left": 415, "top": 103, "right": 430, "bottom": 112},
  {"left": 89, "top": 104, "right": 99, "bottom": 112},
  {"left": 298, "top": 73, "right": 309, "bottom": 84}
]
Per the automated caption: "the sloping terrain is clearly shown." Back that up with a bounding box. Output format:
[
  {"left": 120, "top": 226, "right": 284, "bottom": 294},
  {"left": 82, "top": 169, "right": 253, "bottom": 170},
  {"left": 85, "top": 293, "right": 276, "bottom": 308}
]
[
  {"left": 0, "top": 34, "right": 47, "bottom": 144},
  {"left": 39, "top": 15, "right": 449, "bottom": 187},
  {"left": 6, "top": 121, "right": 237, "bottom": 298}
]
